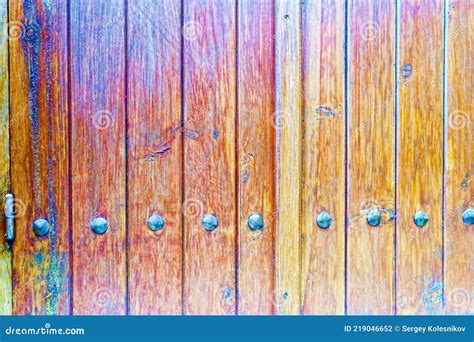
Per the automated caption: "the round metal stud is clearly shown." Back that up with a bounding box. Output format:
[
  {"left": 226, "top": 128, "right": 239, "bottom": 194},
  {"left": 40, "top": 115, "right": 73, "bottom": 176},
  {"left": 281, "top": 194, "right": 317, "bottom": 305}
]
[
  {"left": 366, "top": 208, "right": 381, "bottom": 227},
  {"left": 248, "top": 213, "right": 264, "bottom": 231},
  {"left": 316, "top": 211, "right": 332, "bottom": 229},
  {"left": 202, "top": 214, "right": 218, "bottom": 232},
  {"left": 461, "top": 208, "right": 474, "bottom": 225},
  {"left": 91, "top": 217, "right": 109, "bottom": 235},
  {"left": 413, "top": 211, "right": 429, "bottom": 227},
  {"left": 147, "top": 214, "right": 165, "bottom": 231},
  {"left": 32, "top": 218, "right": 50, "bottom": 237}
]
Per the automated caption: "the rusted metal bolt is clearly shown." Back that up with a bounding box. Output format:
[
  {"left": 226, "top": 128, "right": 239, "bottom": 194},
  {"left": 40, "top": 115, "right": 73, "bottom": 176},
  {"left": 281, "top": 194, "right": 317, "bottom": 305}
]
[
  {"left": 366, "top": 208, "right": 381, "bottom": 226},
  {"left": 413, "top": 211, "right": 429, "bottom": 227},
  {"left": 248, "top": 213, "right": 264, "bottom": 231},
  {"left": 202, "top": 214, "right": 218, "bottom": 231},
  {"left": 316, "top": 211, "right": 332, "bottom": 229},
  {"left": 91, "top": 217, "right": 108, "bottom": 235},
  {"left": 147, "top": 214, "right": 165, "bottom": 231},
  {"left": 462, "top": 208, "right": 474, "bottom": 225},
  {"left": 32, "top": 218, "right": 50, "bottom": 237}
]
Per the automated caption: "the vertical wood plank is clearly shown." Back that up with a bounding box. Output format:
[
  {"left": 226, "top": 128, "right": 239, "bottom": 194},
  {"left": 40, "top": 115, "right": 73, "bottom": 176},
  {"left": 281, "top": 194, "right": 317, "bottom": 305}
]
[
  {"left": 397, "top": 0, "right": 444, "bottom": 315},
  {"left": 0, "top": 0, "right": 11, "bottom": 316},
  {"left": 183, "top": 0, "right": 236, "bottom": 315},
  {"left": 127, "top": 0, "right": 182, "bottom": 315},
  {"left": 347, "top": 0, "right": 396, "bottom": 314},
  {"left": 9, "top": 0, "right": 70, "bottom": 315},
  {"left": 445, "top": 0, "right": 473, "bottom": 314},
  {"left": 237, "top": 0, "right": 275, "bottom": 315},
  {"left": 301, "top": 0, "right": 345, "bottom": 315},
  {"left": 70, "top": 0, "right": 126, "bottom": 315},
  {"left": 275, "top": 0, "right": 302, "bottom": 315}
]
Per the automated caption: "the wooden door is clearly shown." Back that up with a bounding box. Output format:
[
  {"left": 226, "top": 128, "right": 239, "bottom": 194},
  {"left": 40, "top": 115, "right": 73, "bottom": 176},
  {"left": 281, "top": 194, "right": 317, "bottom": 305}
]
[{"left": 0, "top": 0, "right": 472, "bottom": 316}]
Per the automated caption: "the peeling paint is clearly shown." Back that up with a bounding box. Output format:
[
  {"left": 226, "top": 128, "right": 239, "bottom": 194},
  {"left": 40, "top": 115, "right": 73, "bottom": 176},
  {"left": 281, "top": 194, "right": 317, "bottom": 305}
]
[
  {"left": 34, "top": 251, "right": 43, "bottom": 265},
  {"left": 144, "top": 145, "right": 171, "bottom": 161},
  {"left": 422, "top": 280, "right": 443, "bottom": 314},
  {"left": 402, "top": 63, "right": 412, "bottom": 81},
  {"left": 460, "top": 171, "right": 470, "bottom": 190},
  {"left": 316, "top": 105, "right": 336, "bottom": 117},
  {"left": 240, "top": 152, "right": 254, "bottom": 184},
  {"left": 143, "top": 124, "right": 180, "bottom": 161}
]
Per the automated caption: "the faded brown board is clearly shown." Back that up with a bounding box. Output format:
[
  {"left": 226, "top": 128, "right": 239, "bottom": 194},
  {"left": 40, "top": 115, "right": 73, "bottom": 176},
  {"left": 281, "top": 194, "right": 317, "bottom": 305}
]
[
  {"left": 301, "top": 0, "right": 345, "bottom": 315},
  {"left": 274, "top": 0, "right": 302, "bottom": 315},
  {"left": 237, "top": 0, "right": 275, "bottom": 315},
  {"left": 397, "top": 0, "right": 444, "bottom": 315},
  {"left": 183, "top": 0, "right": 237, "bottom": 315},
  {"left": 9, "top": 0, "right": 70, "bottom": 315},
  {"left": 347, "top": 0, "right": 396, "bottom": 315},
  {"left": 0, "top": 0, "right": 11, "bottom": 316},
  {"left": 445, "top": 0, "right": 473, "bottom": 314},
  {"left": 127, "top": 0, "right": 183, "bottom": 315},
  {"left": 70, "top": 0, "right": 126, "bottom": 315}
]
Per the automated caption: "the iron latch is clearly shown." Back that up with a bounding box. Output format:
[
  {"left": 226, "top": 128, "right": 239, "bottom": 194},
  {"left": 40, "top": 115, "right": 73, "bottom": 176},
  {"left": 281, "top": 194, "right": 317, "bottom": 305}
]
[{"left": 4, "top": 193, "right": 14, "bottom": 241}]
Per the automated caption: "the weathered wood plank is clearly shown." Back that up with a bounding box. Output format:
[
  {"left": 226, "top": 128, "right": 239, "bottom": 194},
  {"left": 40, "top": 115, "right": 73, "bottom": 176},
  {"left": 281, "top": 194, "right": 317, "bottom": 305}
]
[
  {"left": 127, "top": 0, "right": 182, "bottom": 315},
  {"left": 70, "top": 0, "right": 126, "bottom": 314},
  {"left": 347, "top": 0, "right": 396, "bottom": 315},
  {"left": 275, "top": 0, "right": 302, "bottom": 315},
  {"left": 9, "top": 0, "right": 70, "bottom": 315},
  {"left": 237, "top": 0, "right": 275, "bottom": 315},
  {"left": 397, "top": 0, "right": 444, "bottom": 315},
  {"left": 183, "top": 0, "right": 236, "bottom": 315},
  {"left": 0, "top": 0, "right": 11, "bottom": 316},
  {"left": 445, "top": 0, "right": 473, "bottom": 315},
  {"left": 301, "top": 0, "right": 345, "bottom": 315}
]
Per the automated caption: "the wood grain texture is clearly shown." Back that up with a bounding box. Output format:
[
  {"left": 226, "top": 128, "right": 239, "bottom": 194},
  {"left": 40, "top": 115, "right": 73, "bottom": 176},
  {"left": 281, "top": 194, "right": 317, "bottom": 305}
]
[
  {"left": 445, "top": 0, "right": 473, "bottom": 315},
  {"left": 183, "top": 0, "right": 236, "bottom": 315},
  {"left": 347, "top": 0, "right": 395, "bottom": 315},
  {"left": 9, "top": 0, "right": 70, "bottom": 315},
  {"left": 70, "top": 0, "right": 126, "bottom": 315},
  {"left": 0, "top": 0, "right": 11, "bottom": 316},
  {"left": 127, "top": 0, "right": 182, "bottom": 315},
  {"left": 274, "top": 0, "right": 302, "bottom": 315},
  {"left": 237, "top": 0, "right": 275, "bottom": 315},
  {"left": 397, "top": 0, "right": 444, "bottom": 315},
  {"left": 301, "top": 0, "right": 345, "bottom": 315}
]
